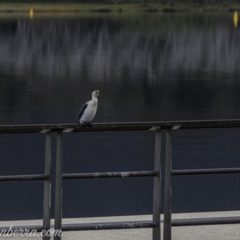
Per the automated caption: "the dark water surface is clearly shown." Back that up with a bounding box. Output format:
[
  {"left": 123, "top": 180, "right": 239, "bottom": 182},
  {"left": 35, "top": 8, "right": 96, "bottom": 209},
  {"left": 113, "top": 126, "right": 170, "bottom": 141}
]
[{"left": 0, "top": 13, "right": 240, "bottom": 220}]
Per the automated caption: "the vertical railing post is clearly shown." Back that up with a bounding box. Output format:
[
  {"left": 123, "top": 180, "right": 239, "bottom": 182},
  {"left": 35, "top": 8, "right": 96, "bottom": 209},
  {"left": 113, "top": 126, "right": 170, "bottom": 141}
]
[
  {"left": 152, "top": 129, "right": 162, "bottom": 240},
  {"left": 43, "top": 132, "right": 52, "bottom": 240},
  {"left": 54, "top": 131, "right": 63, "bottom": 240},
  {"left": 164, "top": 128, "right": 172, "bottom": 240}
]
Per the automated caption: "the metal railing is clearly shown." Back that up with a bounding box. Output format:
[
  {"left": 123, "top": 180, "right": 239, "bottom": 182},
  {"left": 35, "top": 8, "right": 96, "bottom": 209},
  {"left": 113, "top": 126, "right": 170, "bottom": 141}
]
[
  {"left": 54, "top": 128, "right": 162, "bottom": 240},
  {"left": 163, "top": 128, "right": 240, "bottom": 240},
  {"left": 0, "top": 119, "right": 240, "bottom": 240}
]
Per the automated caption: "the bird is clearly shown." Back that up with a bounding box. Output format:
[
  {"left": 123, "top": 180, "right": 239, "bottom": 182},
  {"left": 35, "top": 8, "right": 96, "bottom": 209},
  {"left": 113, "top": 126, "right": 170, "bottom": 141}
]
[{"left": 78, "top": 90, "right": 100, "bottom": 128}]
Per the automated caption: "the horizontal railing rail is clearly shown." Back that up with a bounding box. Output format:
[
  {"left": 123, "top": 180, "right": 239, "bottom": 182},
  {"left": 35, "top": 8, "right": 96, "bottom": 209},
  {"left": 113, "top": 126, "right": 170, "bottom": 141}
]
[
  {"left": 0, "top": 174, "right": 48, "bottom": 182},
  {"left": 62, "top": 221, "right": 156, "bottom": 231},
  {"left": 172, "top": 216, "right": 240, "bottom": 226},
  {"left": 1, "top": 119, "right": 240, "bottom": 134},
  {"left": 172, "top": 167, "right": 240, "bottom": 175},
  {"left": 62, "top": 171, "right": 157, "bottom": 179}
]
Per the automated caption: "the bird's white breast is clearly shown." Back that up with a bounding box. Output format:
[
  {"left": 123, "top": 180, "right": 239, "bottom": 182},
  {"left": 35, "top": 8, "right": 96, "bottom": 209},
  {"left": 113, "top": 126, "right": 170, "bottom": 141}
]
[{"left": 80, "top": 99, "right": 98, "bottom": 123}]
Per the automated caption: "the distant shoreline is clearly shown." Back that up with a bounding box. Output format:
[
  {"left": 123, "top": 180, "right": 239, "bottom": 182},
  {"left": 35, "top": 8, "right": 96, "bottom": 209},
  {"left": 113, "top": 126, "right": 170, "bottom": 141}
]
[{"left": 0, "top": 3, "right": 240, "bottom": 13}]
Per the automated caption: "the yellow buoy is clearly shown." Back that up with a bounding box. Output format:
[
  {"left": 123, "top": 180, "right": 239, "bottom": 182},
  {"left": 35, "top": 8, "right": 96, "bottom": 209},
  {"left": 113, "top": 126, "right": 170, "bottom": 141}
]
[
  {"left": 233, "top": 11, "right": 238, "bottom": 28},
  {"left": 29, "top": 8, "right": 34, "bottom": 19}
]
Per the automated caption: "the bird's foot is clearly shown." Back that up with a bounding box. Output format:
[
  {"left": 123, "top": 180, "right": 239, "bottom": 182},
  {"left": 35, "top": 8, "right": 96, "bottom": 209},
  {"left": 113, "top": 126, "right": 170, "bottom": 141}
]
[
  {"left": 87, "top": 122, "right": 92, "bottom": 128},
  {"left": 81, "top": 122, "right": 88, "bottom": 128},
  {"left": 81, "top": 122, "right": 92, "bottom": 128}
]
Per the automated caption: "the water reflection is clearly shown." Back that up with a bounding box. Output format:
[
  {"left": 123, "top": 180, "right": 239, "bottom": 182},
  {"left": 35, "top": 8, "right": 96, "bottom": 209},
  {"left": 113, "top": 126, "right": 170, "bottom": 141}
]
[
  {"left": 0, "top": 14, "right": 240, "bottom": 125},
  {"left": 0, "top": 13, "right": 240, "bottom": 220},
  {"left": 233, "top": 11, "right": 238, "bottom": 28},
  {"left": 1, "top": 14, "right": 240, "bottom": 79}
]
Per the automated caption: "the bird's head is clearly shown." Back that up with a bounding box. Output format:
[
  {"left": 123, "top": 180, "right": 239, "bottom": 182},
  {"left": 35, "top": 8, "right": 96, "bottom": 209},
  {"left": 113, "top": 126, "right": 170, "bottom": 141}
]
[{"left": 92, "top": 90, "right": 100, "bottom": 98}]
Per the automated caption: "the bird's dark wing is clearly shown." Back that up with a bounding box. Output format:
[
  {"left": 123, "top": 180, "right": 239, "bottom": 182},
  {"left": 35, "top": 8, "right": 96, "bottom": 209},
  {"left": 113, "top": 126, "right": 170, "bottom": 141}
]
[{"left": 78, "top": 102, "right": 88, "bottom": 120}]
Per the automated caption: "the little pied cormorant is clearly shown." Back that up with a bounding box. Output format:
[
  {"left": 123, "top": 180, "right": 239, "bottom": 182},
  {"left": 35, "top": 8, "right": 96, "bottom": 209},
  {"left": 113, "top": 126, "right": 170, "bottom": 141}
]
[{"left": 78, "top": 90, "right": 100, "bottom": 128}]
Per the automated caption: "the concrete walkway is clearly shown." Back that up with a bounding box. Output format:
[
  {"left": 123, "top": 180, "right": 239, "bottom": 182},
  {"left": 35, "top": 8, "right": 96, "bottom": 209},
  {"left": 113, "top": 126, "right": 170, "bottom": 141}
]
[{"left": 0, "top": 211, "right": 239, "bottom": 240}]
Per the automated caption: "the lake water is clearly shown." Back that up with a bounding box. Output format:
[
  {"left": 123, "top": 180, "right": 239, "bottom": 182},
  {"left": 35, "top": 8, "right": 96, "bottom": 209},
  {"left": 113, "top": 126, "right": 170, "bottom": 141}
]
[{"left": 0, "top": 13, "right": 240, "bottom": 220}]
